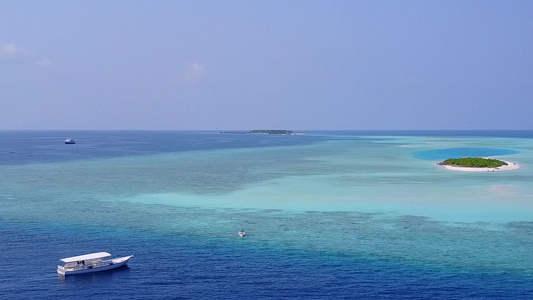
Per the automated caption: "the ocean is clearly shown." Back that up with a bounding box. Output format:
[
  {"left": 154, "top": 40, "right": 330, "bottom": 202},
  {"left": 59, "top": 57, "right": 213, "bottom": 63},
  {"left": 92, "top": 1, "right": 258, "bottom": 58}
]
[{"left": 1, "top": 130, "right": 532, "bottom": 299}]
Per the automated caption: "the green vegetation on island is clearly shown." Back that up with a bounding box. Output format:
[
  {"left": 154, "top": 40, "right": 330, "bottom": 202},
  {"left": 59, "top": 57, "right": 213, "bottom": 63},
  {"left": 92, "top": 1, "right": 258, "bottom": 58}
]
[
  {"left": 248, "top": 130, "right": 294, "bottom": 135},
  {"left": 438, "top": 157, "right": 507, "bottom": 168}
]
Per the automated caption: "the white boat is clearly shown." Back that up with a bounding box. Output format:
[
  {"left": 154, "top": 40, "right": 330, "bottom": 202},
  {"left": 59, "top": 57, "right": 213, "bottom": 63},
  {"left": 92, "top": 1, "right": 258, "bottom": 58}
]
[
  {"left": 57, "top": 252, "right": 133, "bottom": 276},
  {"left": 64, "top": 138, "right": 76, "bottom": 144},
  {"left": 238, "top": 229, "right": 245, "bottom": 237}
]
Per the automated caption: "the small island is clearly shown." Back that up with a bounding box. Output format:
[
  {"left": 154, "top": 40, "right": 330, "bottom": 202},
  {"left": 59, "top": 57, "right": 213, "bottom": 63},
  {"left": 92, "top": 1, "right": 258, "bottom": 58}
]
[
  {"left": 438, "top": 157, "right": 507, "bottom": 168},
  {"left": 219, "top": 130, "right": 303, "bottom": 135},
  {"left": 437, "top": 157, "right": 520, "bottom": 172},
  {"left": 248, "top": 130, "right": 295, "bottom": 135}
]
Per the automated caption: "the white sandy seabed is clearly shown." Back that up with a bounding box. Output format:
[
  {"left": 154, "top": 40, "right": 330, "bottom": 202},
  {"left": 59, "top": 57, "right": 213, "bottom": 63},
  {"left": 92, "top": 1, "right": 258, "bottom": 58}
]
[{"left": 438, "top": 158, "right": 521, "bottom": 172}]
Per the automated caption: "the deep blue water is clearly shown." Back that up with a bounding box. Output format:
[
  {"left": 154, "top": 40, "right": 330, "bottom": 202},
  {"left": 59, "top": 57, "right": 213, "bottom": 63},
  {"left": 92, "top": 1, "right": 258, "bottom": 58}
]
[
  {"left": 1, "top": 130, "right": 533, "bottom": 299},
  {"left": 0, "top": 131, "right": 327, "bottom": 166},
  {"left": 2, "top": 219, "right": 532, "bottom": 300},
  {"left": 2, "top": 130, "right": 531, "bottom": 166}
]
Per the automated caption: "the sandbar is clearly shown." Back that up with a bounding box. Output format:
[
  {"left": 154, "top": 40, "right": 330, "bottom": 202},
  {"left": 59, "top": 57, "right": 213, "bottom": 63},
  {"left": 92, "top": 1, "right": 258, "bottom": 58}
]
[{"left": 438, "top": 159, "right": 520, "bottom": 172}]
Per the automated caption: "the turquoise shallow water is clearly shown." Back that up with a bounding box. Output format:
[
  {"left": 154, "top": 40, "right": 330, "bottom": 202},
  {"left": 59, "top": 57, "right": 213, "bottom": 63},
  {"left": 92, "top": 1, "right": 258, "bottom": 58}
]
[
  {"left": 1, "top": 131, "right": 533, "bottom": 299},
  {"left": 413, "top": 147, "right": 520, "bottom": 160}
]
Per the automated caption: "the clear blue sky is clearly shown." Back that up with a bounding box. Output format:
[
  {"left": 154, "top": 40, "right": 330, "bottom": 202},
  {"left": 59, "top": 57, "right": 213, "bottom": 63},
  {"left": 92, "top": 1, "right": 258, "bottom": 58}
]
[{"left": 1, "top": 1, "right": 532, "bottom": 130}]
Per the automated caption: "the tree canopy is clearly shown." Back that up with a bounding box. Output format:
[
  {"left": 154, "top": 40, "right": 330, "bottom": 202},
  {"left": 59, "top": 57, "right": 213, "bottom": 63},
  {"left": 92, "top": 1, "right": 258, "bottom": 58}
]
[
  {"left": 438, "top": 157, "right": 507, "bottom": 168},
  {"left": 248, "top": 130, "right": 294, "bottom": 135}
]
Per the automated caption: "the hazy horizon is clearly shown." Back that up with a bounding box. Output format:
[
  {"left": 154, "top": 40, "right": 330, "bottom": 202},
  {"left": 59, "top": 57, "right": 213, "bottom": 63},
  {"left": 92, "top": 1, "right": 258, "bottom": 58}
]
[{"left": 2, "top": 1, "right": 532, "bottom": 130}]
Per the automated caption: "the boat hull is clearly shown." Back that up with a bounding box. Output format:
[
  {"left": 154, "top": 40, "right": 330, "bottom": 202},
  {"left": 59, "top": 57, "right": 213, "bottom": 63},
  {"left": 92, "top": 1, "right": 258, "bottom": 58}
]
[{"left": 58, "top": 256, "right": 133, "bottom": 276}]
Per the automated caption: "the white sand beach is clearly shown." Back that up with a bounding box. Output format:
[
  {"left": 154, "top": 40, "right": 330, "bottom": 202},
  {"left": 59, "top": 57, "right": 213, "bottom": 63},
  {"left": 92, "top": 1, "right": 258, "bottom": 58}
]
[{"left": 439, "top": 159, "right": 521, "bottom": 172}]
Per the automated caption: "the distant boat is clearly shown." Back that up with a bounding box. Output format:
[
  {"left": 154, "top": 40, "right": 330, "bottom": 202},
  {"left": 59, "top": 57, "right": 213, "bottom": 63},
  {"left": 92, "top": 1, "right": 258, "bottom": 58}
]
[
  {"left": 57, "top": 252, "right": 133, "bottom": 276},
  {"left": 238, "top": 229, "right": 245, "bottom": 237},
  {"left": 64, "top": 138, "right": 76, "bottom": 144}
]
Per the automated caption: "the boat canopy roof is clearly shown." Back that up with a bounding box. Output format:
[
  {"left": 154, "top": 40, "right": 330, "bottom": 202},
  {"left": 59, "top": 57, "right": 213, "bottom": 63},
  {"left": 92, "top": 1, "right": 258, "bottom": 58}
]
[{"left": 60, "top": 252, "right": 111, "bottom": 263}]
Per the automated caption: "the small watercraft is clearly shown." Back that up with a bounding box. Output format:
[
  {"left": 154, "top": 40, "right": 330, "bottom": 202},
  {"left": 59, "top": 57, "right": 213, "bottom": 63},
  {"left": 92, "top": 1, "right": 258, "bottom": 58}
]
[
  {"left": 64, "top": 138, "right": 76, "bottom": 144},
  {"left": 238, "top": 229, "right": 245, "bottom": 237},
  {"left": 57, "top": 252, "right": 133, "bottom": 276}
]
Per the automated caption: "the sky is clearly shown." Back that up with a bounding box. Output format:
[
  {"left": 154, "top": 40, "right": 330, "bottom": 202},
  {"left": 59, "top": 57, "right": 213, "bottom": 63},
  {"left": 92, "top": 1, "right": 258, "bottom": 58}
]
[{"left": 1, "top": 0, "right": 532, "bottom": 130}]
